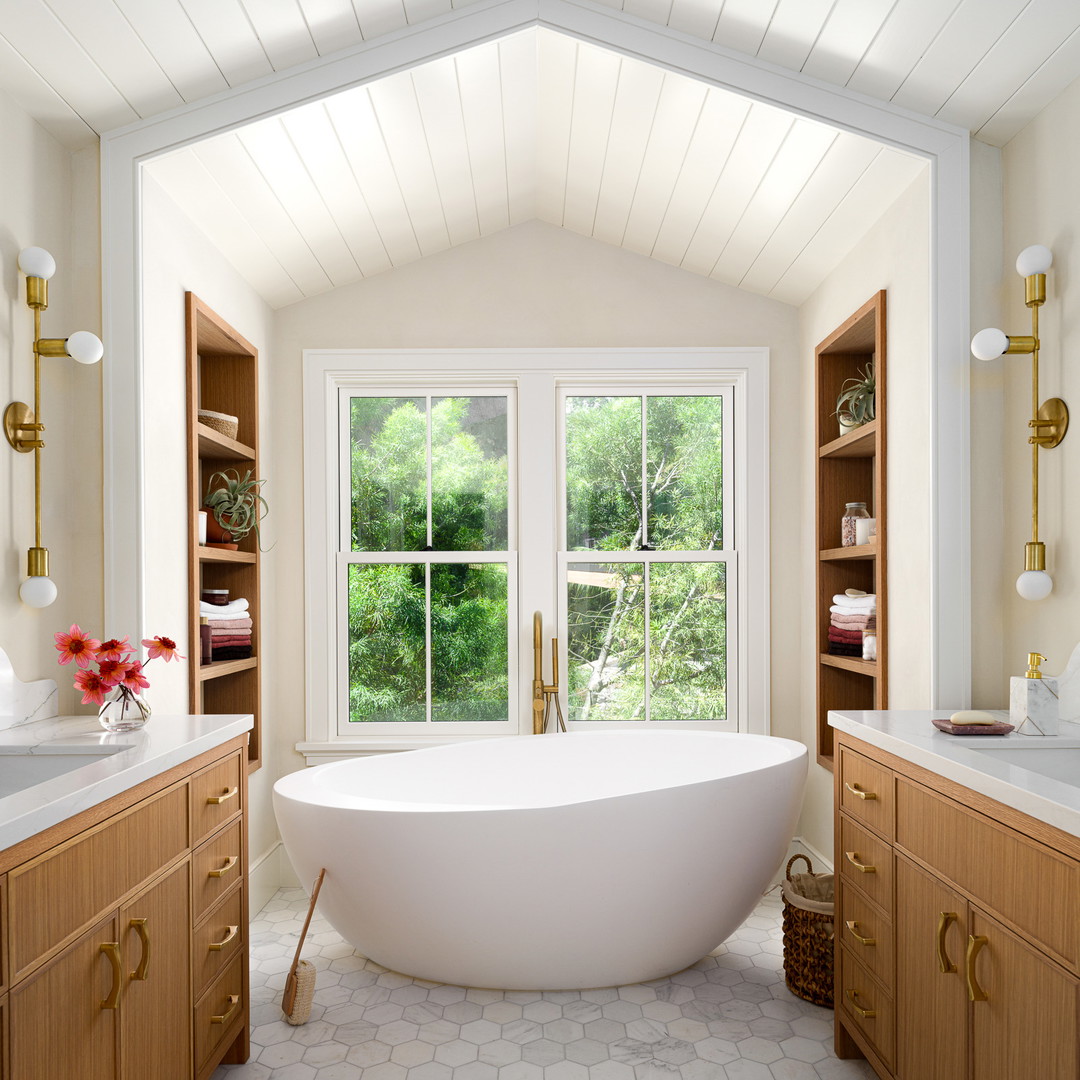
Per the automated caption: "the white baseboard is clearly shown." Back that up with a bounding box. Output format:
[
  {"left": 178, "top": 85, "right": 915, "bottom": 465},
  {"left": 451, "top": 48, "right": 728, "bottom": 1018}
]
[
  {"left": 249, "top": 841, "right": 300, "bottom": 913},
  {"left": 791, "top": 835, "right": 833, "bottom": 873}
]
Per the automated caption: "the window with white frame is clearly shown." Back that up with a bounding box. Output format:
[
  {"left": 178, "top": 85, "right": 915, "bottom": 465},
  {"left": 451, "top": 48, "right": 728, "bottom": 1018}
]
[{"left": 301, "top": 350, "right": 768, "bottom": 757}]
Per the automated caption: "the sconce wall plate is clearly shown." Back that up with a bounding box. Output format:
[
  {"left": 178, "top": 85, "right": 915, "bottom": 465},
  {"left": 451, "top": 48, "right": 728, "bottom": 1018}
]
[
  {"left": 1032, "top": 397, "right": 1068, "bottom": 448},
  {"left": 3, "top": 402, "right": 42, "bottom": 453}
]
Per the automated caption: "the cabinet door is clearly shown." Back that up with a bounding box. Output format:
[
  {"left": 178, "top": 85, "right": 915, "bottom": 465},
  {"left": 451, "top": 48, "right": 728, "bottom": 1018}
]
[
  {"left": 9, "top": 914, "right": 119, "bottom": 1080},
  {"left": 120, "top": 862, "right": 191, "bottom": 1080},
  {"left": 969, "top": 908, "right": 1080, "bottom": 1080},
  {"left": 895, "top": 856, "right": 967, "bottom": 1080}
]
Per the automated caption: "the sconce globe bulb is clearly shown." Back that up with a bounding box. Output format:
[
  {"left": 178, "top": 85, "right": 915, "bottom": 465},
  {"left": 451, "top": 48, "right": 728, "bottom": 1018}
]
[
  {"left": 19, "top": 575, "right": 57, "bottom": 608},
  {"left": 17, "top": 246, "right": 56, "bottom": 281},
  {"left": 1015, "top": 244, "right": 1053, "bottom": 277},
  {"left": 66, "top": 330, "right": 104, "bottom": 365},
  {"left": 1016, "top": 569, "right": 1053, "bottom": 602},
  {"left": 971, "top": 327, "right": 1009, "bottom": 361}
]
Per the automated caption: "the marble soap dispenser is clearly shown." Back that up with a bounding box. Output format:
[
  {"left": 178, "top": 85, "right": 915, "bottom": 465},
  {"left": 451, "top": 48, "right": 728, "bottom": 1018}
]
[{"left": 1010, "top": 652, "right": 1060, "bottom": 735}]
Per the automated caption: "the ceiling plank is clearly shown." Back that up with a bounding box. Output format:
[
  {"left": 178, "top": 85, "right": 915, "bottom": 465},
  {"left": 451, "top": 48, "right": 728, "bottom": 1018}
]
[
  {"left": 800, "top": 0, "right": 896, "bottom": 86},
  {"left": 666, "top": 0, "right": 722, "bottom": 42},
  {"left": 238, "top": 0, "right": 319, "bottom": 70},
  {"left": 536, "top": 31, "right": 577, "bottom": 225},
  {"left": 403, "top": 0, "right": 454, "bottom": 24},
  {"left": 711, "top": 0, "right": 780, "bottom": 55},
  {"left": 352, "top": 0, "right": 410, "bottom": 41},
  {"left": 756, "top": 0, "right": 837, "bottom": 72},
  {"left": 295, "top": 0, "right": 364, "bottom": 54},
  {"left": 176, "top": 0, "right": 274, "bottom": 86},
  {"left": 500, "top": 32, "right": 538, "bottom": 227},
  {"left": 279, "top": 103, "right": 394, "bottom": 278},
  {"left": 410, "top": 55, "right": 483, "bottom": 247}
]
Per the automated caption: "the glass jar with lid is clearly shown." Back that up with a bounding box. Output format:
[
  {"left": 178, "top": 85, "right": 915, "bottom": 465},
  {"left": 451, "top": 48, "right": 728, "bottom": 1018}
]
[{"left": 841, "top": 502, "right": 870, "bottom": 547}]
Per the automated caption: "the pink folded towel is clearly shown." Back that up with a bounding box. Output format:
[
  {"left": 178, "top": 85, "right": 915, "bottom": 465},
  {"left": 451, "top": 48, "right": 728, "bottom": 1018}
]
[{"left": 207, "top": 617, "right": 253, "bottom": 629}]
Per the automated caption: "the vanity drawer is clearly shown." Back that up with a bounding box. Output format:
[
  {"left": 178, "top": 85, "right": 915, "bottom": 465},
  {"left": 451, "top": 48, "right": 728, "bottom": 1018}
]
[
  {"left": 192, "top": 819, "right": 243, "bottom": 923},
  {"left": 190, "top": 751, "right": 243, "bottom": 848},
  {"left": 839, "top": 946, "right": 894, "bottom": 1070},
  {"left": 838, "top": 880, "right": 894, "bottom": 989},
  {"left": 838, "top": 744, "right": 894, "bottom": 840},
  {"left": 839, "top": 814, "right": 893, "bottom": 914},
  {"left": 193, "top": 883, "right": 245, "bottom": 997},
  {"left": 194, "top": 953, "right": 245, "bottom": 1074},
  {"left": 8, "top": 785, "right": 188, "bottom": 979},
  {"left": 896, "top": 778, "right": 1080, "bottom": 968}
]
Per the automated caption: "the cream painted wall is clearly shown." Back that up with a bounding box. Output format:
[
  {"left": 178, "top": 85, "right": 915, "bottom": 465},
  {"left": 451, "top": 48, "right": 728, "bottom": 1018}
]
[
  {"left": 991, "top": 73, "right": 1080, "bottom": 696},
  {"left": 796, "top": 169, "right": 932, "bottom": 856},
  {"left": 273, "top": 219, "right": 804, "bottom": 775},
  {"left": 0, "top": 87, "right": 102, "bottom": 703},
  {"left": 140, "top": 175, "right": 278, "bottom": 874}
]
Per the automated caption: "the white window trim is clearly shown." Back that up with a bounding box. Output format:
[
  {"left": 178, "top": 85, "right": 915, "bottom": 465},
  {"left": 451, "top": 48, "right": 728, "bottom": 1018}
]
[{"left": 300, "top": 347, "right": 769, "bottom": 762}]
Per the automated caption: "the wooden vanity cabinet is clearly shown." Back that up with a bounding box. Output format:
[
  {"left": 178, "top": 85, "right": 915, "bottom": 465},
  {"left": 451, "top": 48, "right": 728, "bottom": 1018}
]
[
  {"left": 835, "top": 732, "right": 1080, "bottom": 1080},
  {"left": 0, "top": 735, "right": 249, "bottom": 1080}
]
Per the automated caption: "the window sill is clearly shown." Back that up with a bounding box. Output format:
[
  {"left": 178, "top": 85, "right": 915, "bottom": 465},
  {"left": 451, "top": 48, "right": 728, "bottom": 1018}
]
[{"left": 295, "top": 734, "right": 517, "bottom": 763}]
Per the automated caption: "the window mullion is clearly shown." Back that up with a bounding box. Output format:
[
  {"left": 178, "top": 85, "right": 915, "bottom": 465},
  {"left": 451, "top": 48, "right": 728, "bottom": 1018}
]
[
  {"left": 426, "top": 395, "right": 433, "bottom": 549},
  {"left": 640, "top": 395, "right": 648, "bottom": 549},
  {"left": 425, "top": 560, "right": 432, "bottom": 725},
  {"left": 643, "top": 559, "right": 651, "bottom": 724}
]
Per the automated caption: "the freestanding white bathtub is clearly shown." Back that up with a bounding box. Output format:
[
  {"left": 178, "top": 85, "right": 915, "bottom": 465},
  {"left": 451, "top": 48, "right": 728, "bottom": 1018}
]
[{"left": 273, "top": 730, "right": 807, "bottom": 990}]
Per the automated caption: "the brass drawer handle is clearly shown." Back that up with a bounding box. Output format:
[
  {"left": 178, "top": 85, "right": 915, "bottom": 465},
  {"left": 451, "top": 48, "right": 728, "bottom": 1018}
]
[
  {"left": 937, "top": 912, "right": 958, "bottom": 973},
  {"left": 100, "top": 942, "right": 122, "bottom": 1010},
  {"left": 208, "top": 855, "right": 239, "bottom": 879},
  {"left": 130, "top": 917, "right": 151, "bottom": 981},
  {"left": 845, "top": 850, "right": 877, "bottom": 873},
  {"left": 209, "top": 925, "right": 240, "bottom": 952},
  {"left": 845, "top": 988, "right": 876, "bottom": 1019},
  {"left": 844, "top": 781, "right": 878, "bottom": 801},
  {"left": 207, "top": 786, "right": 238, "bottom": 805},
  {"left": 966, "top": 935, "right": 989, "bottom": 1002},
  {"left": 211, "top": 993, "right": 241, "bottom": 1025},
  {"left": 845, "top": 920, "right": 875, "bottom": 946}
]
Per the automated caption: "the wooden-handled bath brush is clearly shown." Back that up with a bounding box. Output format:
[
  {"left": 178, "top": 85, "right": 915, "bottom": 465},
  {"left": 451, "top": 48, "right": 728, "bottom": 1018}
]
[{"left": 282, "top": 868, "right": 325, "bottom": 1025}]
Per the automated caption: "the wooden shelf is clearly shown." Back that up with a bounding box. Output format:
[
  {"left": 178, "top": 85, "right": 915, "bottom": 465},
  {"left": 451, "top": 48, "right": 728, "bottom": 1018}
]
[
  {"left": 820, "top": 653, "right": 877, "bottom": 676},
  {"left": 819, "top": 419, "right": 877, "bottom": 458},
  {"left": 197, "top": 546, "right": 256, "bottom": 564},
  {"left": 820, "top": 543, "right": 878, "bottom": 561},
  {"left": 197, "top": 657, "right": 258, "bottom": 681},
  {"left": 196, "top": 423, "right": 255, "bottom": 461},
  {"left": 814, "top": 292, "right": 887, "bottom": 768},
  {"left": 186, "top": 294, "right": 262, "bottom": 771}
]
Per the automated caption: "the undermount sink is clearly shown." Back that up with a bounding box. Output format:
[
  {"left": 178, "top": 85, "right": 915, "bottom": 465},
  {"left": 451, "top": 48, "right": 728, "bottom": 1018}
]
[
  {"left": 0, "top": 744, "right": 131, "bottom": 799},
  {"left": 966, "top": 744, "right": 1080, "bottom": 787}
]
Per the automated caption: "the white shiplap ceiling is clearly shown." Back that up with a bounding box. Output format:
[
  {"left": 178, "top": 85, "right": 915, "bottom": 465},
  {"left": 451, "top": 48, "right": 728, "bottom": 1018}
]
[
  {"left": 3, "top": 0, "right": 1078, "bottom": 151},
  {"left": 145, "top": 29, "right": 927, "bottom": 307}
]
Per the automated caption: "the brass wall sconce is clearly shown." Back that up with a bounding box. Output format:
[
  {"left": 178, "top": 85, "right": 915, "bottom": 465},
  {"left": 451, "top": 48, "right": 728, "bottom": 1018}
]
[
  {"left": 4, "top": 246, "right": 104, "bottom": 607},
  {"left": 971, "top": 243, "right": 1068, "bottom": 601}
]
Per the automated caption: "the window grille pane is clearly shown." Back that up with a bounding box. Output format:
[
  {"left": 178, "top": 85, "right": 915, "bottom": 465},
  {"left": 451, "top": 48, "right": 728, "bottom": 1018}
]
[
  {"left": 430, "top": 563, "right": 509, "bottom": 722},
  {"left": 566, "top": 562, "right": 646, "bottom": 721},
  {"left": 647, "top": 396, "right": 724, "bottom": 550},
  {"left": 347, "top": 563, "right": 426, "bottom": 722},
  {"left": 565, "top": 397, "right": 642, "bottom": 551},
  {"left": 649, "top": 562, "right": 727, "bottom": 721},
  {"left": 431, "top": 397, "right": 508, "bottom": 551},
  {"left": 350, "top": 398, "right": 426, "bottom": 551}
]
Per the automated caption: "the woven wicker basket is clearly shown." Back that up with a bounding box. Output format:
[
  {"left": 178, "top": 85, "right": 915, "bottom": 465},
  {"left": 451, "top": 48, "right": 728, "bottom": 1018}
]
[
  {"left": 781, "top": 853, "right": 835, "bottom": 1007},
  {"left": 198, "top": 408, "right": 239, "bottom": 440}
]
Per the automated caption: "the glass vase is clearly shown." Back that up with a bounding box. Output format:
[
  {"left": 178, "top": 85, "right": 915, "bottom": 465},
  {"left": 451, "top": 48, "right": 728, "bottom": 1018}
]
[{"left": 99, "top": 690, "right": 151, "bottom": 732}]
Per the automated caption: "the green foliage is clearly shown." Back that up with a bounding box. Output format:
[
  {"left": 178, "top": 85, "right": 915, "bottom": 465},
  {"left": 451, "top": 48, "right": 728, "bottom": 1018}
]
[
  {"left": 203, "top": 468, "right": 268, "bottom": 545},
  {"left": 834, "top": 363, "right": 876, "bottom": 425}
]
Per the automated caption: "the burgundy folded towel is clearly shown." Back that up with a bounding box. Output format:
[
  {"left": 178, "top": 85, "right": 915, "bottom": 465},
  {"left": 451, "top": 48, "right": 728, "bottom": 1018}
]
[
  {"left": 211, "top": 635, "right": 251, "bottom": 647},
  {"left": 828, "top": 628, "right": 866, "bottom": 644}
]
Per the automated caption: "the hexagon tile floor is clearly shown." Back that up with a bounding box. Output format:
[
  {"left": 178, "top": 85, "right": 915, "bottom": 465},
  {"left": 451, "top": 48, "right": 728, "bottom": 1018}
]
[{"left": 212, "top": 887, "right": 875, "bottom": 1080}]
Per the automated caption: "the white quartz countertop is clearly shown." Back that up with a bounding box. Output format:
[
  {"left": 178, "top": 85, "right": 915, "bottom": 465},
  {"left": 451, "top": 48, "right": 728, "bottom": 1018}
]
[
  {"left": 0, "top": 712, "right": 253, "bottom": 852},
  {"left": 829, "top": 709, "right": 1080, "bottom": 838}
]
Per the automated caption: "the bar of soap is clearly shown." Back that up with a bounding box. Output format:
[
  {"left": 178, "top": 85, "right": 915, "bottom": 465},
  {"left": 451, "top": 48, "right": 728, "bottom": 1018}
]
[{"left": 948, "top": 710, "right": 997, "bottom": 725}]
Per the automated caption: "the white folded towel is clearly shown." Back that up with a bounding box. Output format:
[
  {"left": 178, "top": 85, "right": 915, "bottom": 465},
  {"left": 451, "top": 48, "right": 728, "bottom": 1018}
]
[
  {"left": 831, "top": 593, "right": 876, "bottom": 611},
  {"left": 199, "top": 598, "right": 249, "bottom": 616}
]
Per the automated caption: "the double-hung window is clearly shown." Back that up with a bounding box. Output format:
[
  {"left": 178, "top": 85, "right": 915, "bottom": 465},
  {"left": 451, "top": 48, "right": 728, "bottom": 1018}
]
[{"left": 302, "top": 350, "right": 768, "bottom": 758}]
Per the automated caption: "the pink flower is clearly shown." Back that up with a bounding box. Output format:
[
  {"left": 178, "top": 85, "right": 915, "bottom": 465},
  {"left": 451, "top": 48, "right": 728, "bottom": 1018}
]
[
  {"left": 96, "top": 659, "right": 129, "bottom": 688},
  {"left": 96, "top": 637, "right": 135, "bottom": 663},
  {"left": 142, "top": 636, "right": 184, "bottom": 662},
  {"left": 74, "top": 669, "right": 109, "bottom": 706},
  {"left": 55, "top": 625, "right": 102, "bottom": 669},
  {"left": 121, "top": 661, "right": 151, "bottom": 694}
]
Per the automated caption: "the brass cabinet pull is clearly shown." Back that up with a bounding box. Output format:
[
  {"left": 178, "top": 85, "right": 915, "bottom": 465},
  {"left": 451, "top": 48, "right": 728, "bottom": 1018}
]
[
  {"left": 100, "top": 942, "right": 122, "bottom": 1009},
  {"left": 844, "top": 988, "right": 876, "bottom": 1019},
  {"left": 208, "top": 855, "right": 239, "bottom": 879},
  {"left": 845, "top": 920, "right": 876, "bottom": 946},
  {"left": 209, "top": 925, "right": 240, "bottom": 952},
  {"left": 845, "top": 851, "right": 876, "bottom": 873},
  {"left": 966, "top": 935, "right": 989, "bottom": 1002},
  {"left": 130, "top": 918, "right": 151, "bottom": 981},
  {"left": 207, "top": 787, "right": 238, "bottom": 805},
  {"left": 844, "top": 781, "right": 878, "bottom": 801},
  {"left": 211, "top": 994, "right": 241, "bottom": 1025},
  {"left": 937, "top": 912, "right": 958, "bottom": 973}
]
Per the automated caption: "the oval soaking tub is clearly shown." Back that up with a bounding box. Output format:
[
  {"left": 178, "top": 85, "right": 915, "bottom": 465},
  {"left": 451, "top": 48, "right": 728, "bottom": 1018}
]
[{"left": 273, "top": 730, "right": 807, "bottom": 990}]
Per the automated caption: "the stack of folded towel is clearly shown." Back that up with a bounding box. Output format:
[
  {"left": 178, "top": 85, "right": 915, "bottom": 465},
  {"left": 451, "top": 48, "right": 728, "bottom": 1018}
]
[
  {"left": 828, "top": 592, "right": 876, "bottom": 658},
  {"left": 199, "top": 596, "right": 253, "bottom": 661}
]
